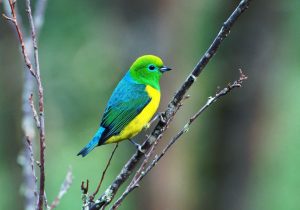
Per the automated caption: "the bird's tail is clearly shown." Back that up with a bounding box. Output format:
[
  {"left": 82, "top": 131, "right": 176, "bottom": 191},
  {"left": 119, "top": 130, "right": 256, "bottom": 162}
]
[{"left": 77, "top": 127, "right": 105, "bottom": 157}]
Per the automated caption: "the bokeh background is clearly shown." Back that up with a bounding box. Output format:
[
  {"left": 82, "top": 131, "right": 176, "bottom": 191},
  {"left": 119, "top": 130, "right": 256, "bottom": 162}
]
[{"left": 1, "top": 0, "right": 300, "bottom": 209}]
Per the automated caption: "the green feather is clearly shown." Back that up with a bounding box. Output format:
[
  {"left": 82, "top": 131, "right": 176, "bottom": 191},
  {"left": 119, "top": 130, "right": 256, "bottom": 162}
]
[{"left": 129, "top": 55, "right": 164, "bottom": 90}]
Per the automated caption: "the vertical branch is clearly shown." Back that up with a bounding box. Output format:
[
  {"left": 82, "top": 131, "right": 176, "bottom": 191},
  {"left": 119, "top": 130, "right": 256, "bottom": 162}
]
[
  {"left": 3, "top": 0, "right": 48, "bottom": 209},
  {"left": 26, "top": 3, "right": 49, "bottom": 208},
  {"left": 25, "top": 0, "right": 46, "bottom": 209}
]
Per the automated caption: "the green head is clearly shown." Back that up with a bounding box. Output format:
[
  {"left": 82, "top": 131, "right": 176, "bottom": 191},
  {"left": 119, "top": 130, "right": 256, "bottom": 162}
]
[{"left": 129, "top": 55, "right": 172, "bottom": 90}]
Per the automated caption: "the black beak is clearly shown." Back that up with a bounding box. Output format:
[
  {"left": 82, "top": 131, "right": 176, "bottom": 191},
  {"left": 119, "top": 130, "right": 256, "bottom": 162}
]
[{"left": 160, "top": 66, "right": 172, "bottom": 73}]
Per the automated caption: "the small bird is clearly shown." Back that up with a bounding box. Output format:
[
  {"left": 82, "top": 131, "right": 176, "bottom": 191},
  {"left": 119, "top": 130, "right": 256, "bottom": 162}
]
[{"left": 77, "top": 55, "right": 171, "bottom": 157}]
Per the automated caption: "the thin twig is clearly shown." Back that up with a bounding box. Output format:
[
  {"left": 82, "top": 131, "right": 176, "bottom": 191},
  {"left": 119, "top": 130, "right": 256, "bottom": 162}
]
[
  {"left": 111, "top": 70, "right": 248, "bottom": 208},
  {"left": 29, "top": 93, "right": 40, "bottom": 128},
  {"left": 81, "top": 180, "right": 89, "bottom": 195},
  {"left": 90, "top": 144, "right": 119, "bottom": 201},
  {"left": 90, "top": 1, "right": 253, "bottom": 209},
  {"left": 2, "top": 0, "right": 37, "bottom": 78},
  {"left": 49, "top": 168, "right": 73, "bottom": 210}
]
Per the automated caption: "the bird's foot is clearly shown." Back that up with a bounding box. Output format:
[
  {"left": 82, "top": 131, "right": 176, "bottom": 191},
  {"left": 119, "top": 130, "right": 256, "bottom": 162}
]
[
  {"left": 129, "top": 139, "right": 145, "bottom": 153},
  {"left": 137, "top": 145, "right": 146, "bottom": 153},
  {"left": 158, "top": 112, "right": 167, "bottom": 123},
  {"left": 145, "top": 112, "right": 166, "bottom": 130}
]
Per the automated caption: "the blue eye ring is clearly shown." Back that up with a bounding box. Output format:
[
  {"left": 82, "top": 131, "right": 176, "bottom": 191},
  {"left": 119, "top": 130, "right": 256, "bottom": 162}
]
[{"left": 148, "top": 64, "right": 156, "bottom": 71}]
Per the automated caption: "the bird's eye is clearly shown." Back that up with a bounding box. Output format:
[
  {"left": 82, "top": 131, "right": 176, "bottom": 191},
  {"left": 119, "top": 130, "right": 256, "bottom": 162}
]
[{"left": 148, "top": 65, "right": 155, "bottom": 71}]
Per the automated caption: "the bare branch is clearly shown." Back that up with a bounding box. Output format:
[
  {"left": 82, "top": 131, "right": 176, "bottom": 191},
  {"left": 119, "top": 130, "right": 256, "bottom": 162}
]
[
  {"left": 49, "top": 168, "right": 73, "bottom": 210},
  {"left": 110, "top": 70, "right": 248, "bottom": 208},
  {"left": 2, "top": 0, "right": 37, "bottom": 78},
  {"left": 90, "top": 1, "right": 253, "bottom": 209},
  {"left": 23, "top": 0, "right": 47, "bottom": 209},
  {"left": 2, "top": 13, "right": 15, "bottom": 22},
  {"left": 4, "top": 0, "right": 48, "bottom": 209}
]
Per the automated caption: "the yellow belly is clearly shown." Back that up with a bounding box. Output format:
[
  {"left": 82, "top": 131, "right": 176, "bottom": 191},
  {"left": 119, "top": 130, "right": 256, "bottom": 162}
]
[{"left": 104, "top": 85, "right": 160, "bottom": 144}]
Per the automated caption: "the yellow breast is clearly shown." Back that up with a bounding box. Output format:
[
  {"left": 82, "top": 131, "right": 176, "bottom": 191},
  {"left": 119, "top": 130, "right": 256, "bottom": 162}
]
[{"left": 105, "top": 85, "right": 160, "bottom": 144}]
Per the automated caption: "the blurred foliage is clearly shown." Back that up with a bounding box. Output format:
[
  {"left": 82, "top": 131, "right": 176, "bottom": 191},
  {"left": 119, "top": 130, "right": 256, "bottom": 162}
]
[{"left": 1, "top": 0, "right": 300, "bottom": 210}]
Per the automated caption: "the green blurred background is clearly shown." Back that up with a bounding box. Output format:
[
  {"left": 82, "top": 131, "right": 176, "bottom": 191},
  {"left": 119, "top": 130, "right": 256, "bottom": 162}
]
[{"left": 1, "top": 0, "right": 300, "bottom": 209}]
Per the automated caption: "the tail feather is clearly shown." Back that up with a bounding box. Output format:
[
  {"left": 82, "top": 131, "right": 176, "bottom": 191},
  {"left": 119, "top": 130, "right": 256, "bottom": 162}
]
[{"left": 77, "top": 127, "right": 105, "bottom": 157}]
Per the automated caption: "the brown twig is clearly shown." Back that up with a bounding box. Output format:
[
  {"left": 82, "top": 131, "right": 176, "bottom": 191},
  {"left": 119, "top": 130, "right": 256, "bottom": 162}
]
[
  {"left": 3, "top": 0, "right": 48, "bottom": 208},
  {"left": 2, "top": 0, "right": 36, "bottom": 78},
  {"left": 49, "top": 168, "right": 73, "bottom": 210},
  {"left": 110, "top": 70, "right": 248, "bottom": 208},
  {"left": 90, "top": 1, "right": 253, "bottom": 209},
  {"left": 3, "top": 2, "right": 38, "bottom": 208},
  {"left": 81, "top": 179, "right": 90, "bottom": 209},
  {"left": 89, "top": 144, "right": 119, "bottom": 201},
  {"left": 81, "top": 180, "right": 90, "bottom": 195}
]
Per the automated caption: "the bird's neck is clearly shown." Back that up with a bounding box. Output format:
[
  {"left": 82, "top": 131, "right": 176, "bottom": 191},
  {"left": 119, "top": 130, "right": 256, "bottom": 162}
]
[{"left": 126, "top": 71, "right": 160, "bottom": 91}]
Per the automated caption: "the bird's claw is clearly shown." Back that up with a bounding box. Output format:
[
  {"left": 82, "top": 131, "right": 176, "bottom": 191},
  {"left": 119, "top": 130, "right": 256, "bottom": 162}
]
[
  {"left": 129, "top": 139, "right": 145, "bottom": 153},
  {"left": 145, "top": 112, "right": 166, "bottom": 129},
  {"left": 137, "top": 145, "right": 146, "bottom": 154},
  {"left": 159, "top": 112, "right": 166, "bottom": 123}
]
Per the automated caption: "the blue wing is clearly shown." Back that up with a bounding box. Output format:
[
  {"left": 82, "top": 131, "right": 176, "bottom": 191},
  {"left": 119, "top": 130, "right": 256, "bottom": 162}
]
[{"left": 99, "top": 72, "right": 150, "bottom": 143}]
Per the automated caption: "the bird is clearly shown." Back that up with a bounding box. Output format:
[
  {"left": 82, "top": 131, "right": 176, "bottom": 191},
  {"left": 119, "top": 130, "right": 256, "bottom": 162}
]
[{"left": 77, "top": 55, "right": 172, "bottom": 157}]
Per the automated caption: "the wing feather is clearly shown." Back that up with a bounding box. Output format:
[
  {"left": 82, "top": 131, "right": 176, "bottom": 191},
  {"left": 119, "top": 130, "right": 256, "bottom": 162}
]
[{"left": 99, "top": 77, "right": 150, "bottom": 141}]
